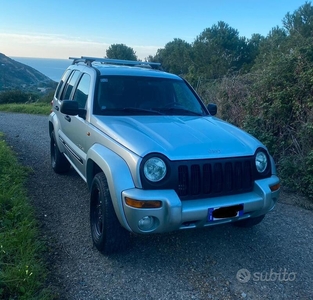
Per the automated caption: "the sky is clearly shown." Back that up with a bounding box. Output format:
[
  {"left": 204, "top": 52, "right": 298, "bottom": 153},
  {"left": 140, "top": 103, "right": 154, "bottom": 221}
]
[{"left": 0, "top": 0, "right": 307, "bottom": 60}]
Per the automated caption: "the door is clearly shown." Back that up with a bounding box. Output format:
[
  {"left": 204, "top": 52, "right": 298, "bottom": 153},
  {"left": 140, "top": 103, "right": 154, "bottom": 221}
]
[{"left": 61, "top": 73, "right": 91, "bottom": 178}]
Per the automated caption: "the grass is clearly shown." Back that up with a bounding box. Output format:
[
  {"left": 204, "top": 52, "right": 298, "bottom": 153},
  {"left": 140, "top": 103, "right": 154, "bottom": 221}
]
[
  {"left": 0, "top": 102, "right": 51, "bottom": 115},
  {"left": 0, "top": 133, "right": 52, "bottom": 299}
]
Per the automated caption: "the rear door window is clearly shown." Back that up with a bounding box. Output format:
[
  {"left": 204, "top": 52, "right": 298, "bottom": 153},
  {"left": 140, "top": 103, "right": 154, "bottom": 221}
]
[
  {"left": 61, "top": 70, "right": 81, "bottom": 100},
  {"left": 73, "top": 74, "right": 91, "bottom": 108},
  {"left": 55, "top": 69, "right": 71, "bottom": 100}
]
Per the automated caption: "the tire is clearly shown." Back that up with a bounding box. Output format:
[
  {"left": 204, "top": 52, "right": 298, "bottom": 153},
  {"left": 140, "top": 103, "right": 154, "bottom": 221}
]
[
  {"left": 50, "top": 130, "right": 71, "bottom": 174},
  {"left": 234, "top": 215, "right": 265, "bottom": 228},
  {"left": 90, "top": 172, "right": 130, "bottom": 254}
]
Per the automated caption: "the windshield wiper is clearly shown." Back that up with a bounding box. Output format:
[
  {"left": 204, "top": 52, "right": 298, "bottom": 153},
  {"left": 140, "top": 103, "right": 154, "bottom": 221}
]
[
  {"left": 121, "top": 107, "right": 164, "bottom": 115},
  {"left": 159, "top": 107, "right": 203, "bottom": 116}
]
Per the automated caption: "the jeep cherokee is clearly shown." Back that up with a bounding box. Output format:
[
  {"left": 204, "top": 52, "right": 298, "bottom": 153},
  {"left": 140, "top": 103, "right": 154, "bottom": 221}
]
[{"left": 48, "top": 56, "right": 280, "bottom": 254}]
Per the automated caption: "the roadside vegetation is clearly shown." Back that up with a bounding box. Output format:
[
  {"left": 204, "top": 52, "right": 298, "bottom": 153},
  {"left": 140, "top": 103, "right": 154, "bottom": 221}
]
[
  {"left": 0, "top": 102, "right": 51, "bottom": 115},
  {"left": 0, "top": 90, "right": 51, "bottom": 115},
  {"left": 0, "top": 133, "right": 52, "bottom": 299}
]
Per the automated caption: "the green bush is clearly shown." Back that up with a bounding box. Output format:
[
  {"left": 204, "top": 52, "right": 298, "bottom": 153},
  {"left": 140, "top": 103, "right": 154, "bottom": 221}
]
[
  {"left": 38, "top": 90, "right": 55, "bottom": 103},
  {"left": 0, "top": 90, "right": 39, "bottom": 104},
  {"left": 0, "top": 90, "right": 52, "bottom": 115},
  {"left": 0, "top": 89, "right": 55, "bottom": 105},
  {"left": 199, "top": 42, "right": 313, "bottom": 202},
  {"left": 303, "top": 151, "right": 313, "bottom": 199}
]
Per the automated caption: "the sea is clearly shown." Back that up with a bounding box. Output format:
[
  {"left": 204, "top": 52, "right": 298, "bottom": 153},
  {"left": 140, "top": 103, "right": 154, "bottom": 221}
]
[{"left": 11, "top": 57, "right": 72, "bottom": 82}]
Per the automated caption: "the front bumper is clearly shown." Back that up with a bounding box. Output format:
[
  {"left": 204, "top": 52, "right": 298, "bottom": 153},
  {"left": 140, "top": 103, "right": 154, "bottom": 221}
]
[{"left": 122, "top": 175, "right": 280, "bottom": 234}]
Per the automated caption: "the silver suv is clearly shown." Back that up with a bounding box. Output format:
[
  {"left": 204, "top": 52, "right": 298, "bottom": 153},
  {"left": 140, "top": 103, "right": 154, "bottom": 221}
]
[{"left": 49, "top": 56, "right": 280, "bottom": 254}]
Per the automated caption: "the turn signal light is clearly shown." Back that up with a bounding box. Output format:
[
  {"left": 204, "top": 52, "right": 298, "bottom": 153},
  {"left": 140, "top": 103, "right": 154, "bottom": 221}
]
[
  {"left": 125, "top": 197, "right": 162, "bottom": 208},
  {"left": 270, "top": 183, "right": 280, "bottom": 192}
]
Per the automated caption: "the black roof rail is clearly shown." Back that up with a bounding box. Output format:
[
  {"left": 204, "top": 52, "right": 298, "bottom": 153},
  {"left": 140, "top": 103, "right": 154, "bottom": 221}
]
[{"left": 69, "top": 56, "right": 162, "bottom": 69}]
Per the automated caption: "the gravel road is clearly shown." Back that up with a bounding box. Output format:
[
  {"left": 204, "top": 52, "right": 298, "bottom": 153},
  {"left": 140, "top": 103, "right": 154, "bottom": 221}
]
[{"left": 0, "top": 112, "right": 313, "bottom": 300}]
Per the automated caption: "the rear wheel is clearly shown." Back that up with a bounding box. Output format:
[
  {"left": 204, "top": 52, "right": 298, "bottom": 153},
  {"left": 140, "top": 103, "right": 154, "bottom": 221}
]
[
  {"left": 90, "top": 172, "right": 130, "bottom": 254},
  {"left": 234, "top": 215, "right": 265, "bottom": 228},
  {"left": 50, "top": 130, "right": 71, "bottom": 173}
]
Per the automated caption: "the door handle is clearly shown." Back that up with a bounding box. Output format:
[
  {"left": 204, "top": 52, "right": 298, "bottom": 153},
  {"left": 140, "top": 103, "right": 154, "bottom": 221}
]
[
  {"left": 64, "top": 115, "right": 71, "bottom": 122},
  {"left": 55, "top": 105, "right": 59, "bottom": 111}
]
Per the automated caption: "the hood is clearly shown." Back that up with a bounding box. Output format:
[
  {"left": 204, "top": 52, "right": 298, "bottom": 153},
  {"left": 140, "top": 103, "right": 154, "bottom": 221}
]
[{"left": 93, "top": 115, "right": 265, "bottom": 160}]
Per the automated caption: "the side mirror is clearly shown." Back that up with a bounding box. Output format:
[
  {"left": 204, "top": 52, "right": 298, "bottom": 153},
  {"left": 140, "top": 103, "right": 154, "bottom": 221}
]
[
  {"left": 207, "top": 103, "right": 217, "bottom": 116},
  {"left": 60, "top": 100, "right": 79, "bottom": 115},
  {"left": 60, "top": 100, "right": 86, "bottom": 118}
]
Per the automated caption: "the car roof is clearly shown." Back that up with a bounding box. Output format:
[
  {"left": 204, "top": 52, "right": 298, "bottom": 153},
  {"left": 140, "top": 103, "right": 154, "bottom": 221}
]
[
  {"left": 68, "top": 56, "right": 181, "bottom": 79},
  {"left": 93, "top": 64, "right": 180, "bottom": 79}
]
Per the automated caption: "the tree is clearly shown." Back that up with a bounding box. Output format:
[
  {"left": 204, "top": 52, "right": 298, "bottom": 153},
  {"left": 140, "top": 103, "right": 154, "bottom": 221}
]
[
  {"left": 192, "top": 21, "right": 249, "bottom": 79},
  {"left": 106, "top": 44, "right": 138, "bottom": 61},
  {"left": 252, "top": 26, "right": 288, "bottom": 70},
  {"left": 153, "top": 39, "right": 192, "bottom": 75},
  {"left": 243, "top": 34, "right": 265, "bottom": 71},
  {"left": 283, "top": 2, "right": 313, "bottom": 39}
]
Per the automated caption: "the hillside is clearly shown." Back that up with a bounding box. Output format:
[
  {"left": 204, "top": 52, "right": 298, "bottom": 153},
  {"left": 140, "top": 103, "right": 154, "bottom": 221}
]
[{"left": 0, "top": 53, "right": 55, "bottom": 91}]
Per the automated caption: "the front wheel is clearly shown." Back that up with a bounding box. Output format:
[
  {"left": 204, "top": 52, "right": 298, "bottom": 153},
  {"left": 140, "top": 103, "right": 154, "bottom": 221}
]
[
  {"left": 90, "top": 172, "right": 130, "bottom": 254},
  {"left": 233, "top": 215, "right": 265, "bottom": 228},
  {"left": 50, "top": 130, "right": 71, "bottom": 174}
]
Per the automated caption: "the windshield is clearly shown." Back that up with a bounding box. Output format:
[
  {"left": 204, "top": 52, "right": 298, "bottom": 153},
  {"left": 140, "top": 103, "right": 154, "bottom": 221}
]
[{"left": 93, "top": 76, "right": 207, "bottom": 116}]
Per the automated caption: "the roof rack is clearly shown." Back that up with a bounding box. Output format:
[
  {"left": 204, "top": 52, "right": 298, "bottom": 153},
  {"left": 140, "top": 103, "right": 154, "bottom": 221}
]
[{"left": 69, "top": 56, "right": 162, "bottom": 69}]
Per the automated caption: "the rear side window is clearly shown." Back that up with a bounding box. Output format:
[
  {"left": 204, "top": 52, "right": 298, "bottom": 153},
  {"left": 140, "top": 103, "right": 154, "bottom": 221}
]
[
  {"left": 73, "top": 74, "right": 91, "bottom": 108},
  {"left": 61, "top": 70, "right": 81, "bottom": 100},
  {"left": 55, "top": 69, "right": 71, "bottom": 100}
]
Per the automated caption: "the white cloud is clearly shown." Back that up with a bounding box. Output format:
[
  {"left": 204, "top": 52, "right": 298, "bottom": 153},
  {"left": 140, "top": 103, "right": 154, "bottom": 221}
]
[{"left": 0, "top": 32, "right": 160, "bottom": 60}]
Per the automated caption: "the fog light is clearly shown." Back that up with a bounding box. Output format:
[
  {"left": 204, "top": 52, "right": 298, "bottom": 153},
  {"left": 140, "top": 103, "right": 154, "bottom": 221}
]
[{"left": 138, "top": 216, "right": 155, "bottom": 231}]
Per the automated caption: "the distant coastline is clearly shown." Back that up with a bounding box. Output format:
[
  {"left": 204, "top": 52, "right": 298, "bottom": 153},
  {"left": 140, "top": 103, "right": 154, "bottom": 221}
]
[{"left": 10, "top": 57, "right": 71, "bottom": 82}]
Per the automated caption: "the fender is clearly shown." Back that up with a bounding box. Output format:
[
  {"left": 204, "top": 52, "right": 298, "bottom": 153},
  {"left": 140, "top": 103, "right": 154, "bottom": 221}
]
[
  {"left": 270, "top": 155, "right": 277, "bottom": 175},
  {"left": 48, "top": 112, "right": 57, "bottom": 137},
  {"left": 49, "top": 112, "right": 64, "bottom": 152},
  {"left": 86, "top": 143, "right": 135, "bottom": 231}
]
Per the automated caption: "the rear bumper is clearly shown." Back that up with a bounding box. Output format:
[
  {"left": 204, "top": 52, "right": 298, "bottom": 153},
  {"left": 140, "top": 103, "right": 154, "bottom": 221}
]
[{"left": 122, "top": 175, "right": 280, "bottom": 233}]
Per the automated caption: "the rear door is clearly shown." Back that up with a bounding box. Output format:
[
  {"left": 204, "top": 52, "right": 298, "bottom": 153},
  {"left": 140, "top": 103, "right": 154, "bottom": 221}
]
[
  {"left": 52, "top": 69, "right": 76, "bottom": 154},
  {"left": 61, "top": 73, "right": 91, "bottom": 178},
  {"left": 55, "top": 69, "right": 81, "bottom": 160}
]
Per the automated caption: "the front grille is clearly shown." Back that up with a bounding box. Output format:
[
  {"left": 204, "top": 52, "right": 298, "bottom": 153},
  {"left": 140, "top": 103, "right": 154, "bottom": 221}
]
[{"left": 176, "top": 157, "right": 254, "bottom": 200}]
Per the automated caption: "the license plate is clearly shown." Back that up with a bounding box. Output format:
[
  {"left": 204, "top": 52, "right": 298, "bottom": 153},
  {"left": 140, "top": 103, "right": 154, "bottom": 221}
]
[{"left": 208, "top": 204, "right": 244, "bottom": 222}]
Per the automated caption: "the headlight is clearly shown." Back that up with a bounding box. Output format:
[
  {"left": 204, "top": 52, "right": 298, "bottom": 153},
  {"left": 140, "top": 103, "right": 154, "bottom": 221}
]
[
  {"left": 143, "top": 157, "right": 167, "bottom": 182},
  {"left": 255, "top": 151, "right": 268, "bottom": 173}
]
